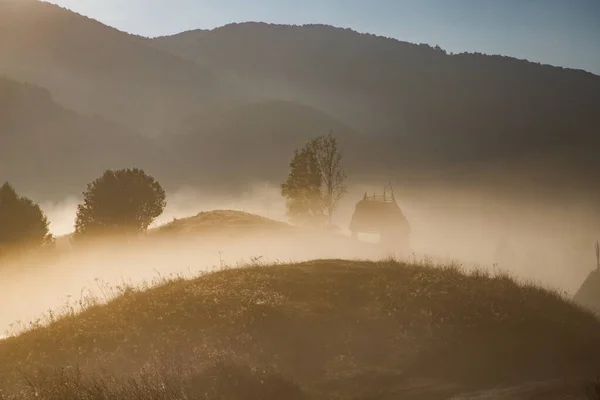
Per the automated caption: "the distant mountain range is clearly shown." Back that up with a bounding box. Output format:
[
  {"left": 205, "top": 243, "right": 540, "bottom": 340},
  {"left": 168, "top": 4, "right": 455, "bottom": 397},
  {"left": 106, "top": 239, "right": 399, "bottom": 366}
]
[
  {"left": 1, "top": 1, "right": 599, "bottom": 211},
  {"left": 152, "top": 22, "right": 599, "bottom": 169}
]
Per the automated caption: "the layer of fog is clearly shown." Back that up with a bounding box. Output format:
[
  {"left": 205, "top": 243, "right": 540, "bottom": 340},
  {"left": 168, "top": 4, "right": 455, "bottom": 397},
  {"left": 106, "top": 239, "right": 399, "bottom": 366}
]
[{"left": 2, "top": 180, "right": 598, "bottom": 337}]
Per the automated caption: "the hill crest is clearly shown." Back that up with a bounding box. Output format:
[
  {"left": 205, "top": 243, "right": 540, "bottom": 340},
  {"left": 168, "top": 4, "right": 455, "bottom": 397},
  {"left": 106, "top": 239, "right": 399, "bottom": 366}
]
[{"left": 2, "top": 260, "right": 600, "bottom": 398}]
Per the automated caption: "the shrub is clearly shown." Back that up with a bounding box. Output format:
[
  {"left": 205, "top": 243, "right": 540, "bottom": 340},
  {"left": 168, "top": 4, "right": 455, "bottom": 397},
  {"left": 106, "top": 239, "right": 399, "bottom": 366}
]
[
  {"left": 74, "top": 168, "right": 166, "bottom": 240},
  {"left": 0, "top": 182, "right": 52, "bottom": 256}
]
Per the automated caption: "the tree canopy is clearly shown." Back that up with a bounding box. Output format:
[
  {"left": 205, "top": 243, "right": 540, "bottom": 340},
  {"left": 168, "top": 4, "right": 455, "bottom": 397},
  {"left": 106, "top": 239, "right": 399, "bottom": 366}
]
[
  {"left": 281, "top": 145, "right": 324, "bottom": 226},
  {"left": 74, "top": 168, "right": 167, "bottom": 239},
  {"left": 0, "top": 182, "right": 52, "bottom": 256},
  {"left": 281, "top": 132, "right": 347, "bottom": 227}
]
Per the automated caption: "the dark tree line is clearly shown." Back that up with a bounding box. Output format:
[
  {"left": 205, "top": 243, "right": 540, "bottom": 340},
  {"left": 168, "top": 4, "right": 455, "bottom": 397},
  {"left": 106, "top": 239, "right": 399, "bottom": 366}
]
[
  {"left": 0, "top": 168, "right": 166, "bottom": 257},
  {"left": 0, "top": 183, "right": 53, "bottom": 257},
  {"left": 1, "top": 132, "right": 345, "bottom": 258}
]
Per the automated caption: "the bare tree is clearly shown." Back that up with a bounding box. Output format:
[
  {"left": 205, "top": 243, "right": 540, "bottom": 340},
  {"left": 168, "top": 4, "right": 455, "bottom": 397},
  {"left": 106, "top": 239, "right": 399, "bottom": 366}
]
[{"left": 311, "top": 131, "right": 347, "bottom": 226}]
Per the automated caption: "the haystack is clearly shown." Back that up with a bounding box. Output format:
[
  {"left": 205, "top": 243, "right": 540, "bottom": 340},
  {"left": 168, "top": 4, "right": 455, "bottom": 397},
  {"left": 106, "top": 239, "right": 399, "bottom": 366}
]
[{"left": 349, "top": 190, "right": 410, "bottom": 251}]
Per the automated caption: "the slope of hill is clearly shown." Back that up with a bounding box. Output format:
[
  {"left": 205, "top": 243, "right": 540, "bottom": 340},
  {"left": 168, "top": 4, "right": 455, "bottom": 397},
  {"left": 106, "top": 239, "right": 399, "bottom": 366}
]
[
  {"left": 147, "top": 210, "right": 384, "bottom": 260},
  {"left": 0, "top": 75, "right": 163, "bottom": 200},
  {"left": 0, "top": 209, "right": 386, "bottom": 346},
  {"left": 53, "top": 210, "right": 295, "bottom": 246},
  {"left": 152, "top": 210, "right": 294, "bottom": 238},
  {"left": 0, "top": 0, "right": 223, "bottom": 136},
  {"left": 1, "top": 260, "right": 599, "bottom": 399},
  {"left": 153, "top": 22, "right": 600, "bottom": 190}
]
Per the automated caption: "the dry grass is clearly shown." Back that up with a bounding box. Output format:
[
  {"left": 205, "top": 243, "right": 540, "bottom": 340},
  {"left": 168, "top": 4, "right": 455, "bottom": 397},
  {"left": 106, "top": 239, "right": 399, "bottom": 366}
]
[
  {"left": 4, "top": 361, "right": 306, "bottom": 400},
  {"left": 2, "top": 259, "right": 600, "bottom": 399}
]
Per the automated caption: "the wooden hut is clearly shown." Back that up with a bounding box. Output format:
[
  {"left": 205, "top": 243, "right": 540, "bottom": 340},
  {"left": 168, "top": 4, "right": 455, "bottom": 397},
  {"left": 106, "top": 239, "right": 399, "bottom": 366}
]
[{"left": 349, "top": 186, "right": 410, "bottom": 251}]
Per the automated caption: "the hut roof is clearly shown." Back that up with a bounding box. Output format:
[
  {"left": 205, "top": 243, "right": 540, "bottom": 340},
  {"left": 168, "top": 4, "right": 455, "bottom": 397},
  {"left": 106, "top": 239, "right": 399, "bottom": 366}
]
[{"left": 349, "top": 194, "right": 409, "bottom": 233}]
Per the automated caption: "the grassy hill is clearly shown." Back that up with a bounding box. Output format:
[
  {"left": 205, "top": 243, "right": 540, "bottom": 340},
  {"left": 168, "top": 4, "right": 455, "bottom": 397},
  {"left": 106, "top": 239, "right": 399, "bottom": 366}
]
[
  {"left": 151, "top": 210, "right": 294, "bottom": 238},
  {"left": 1, "top": 260, "right": 600, "bottom": 399},
  {"left": 147, "top": 210, "right": 384, "bottom": 263}
]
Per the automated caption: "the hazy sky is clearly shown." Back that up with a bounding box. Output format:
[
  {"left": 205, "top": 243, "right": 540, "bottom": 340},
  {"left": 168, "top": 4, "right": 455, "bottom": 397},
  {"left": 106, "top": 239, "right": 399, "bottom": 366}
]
[{"left": 47, "top": 0, "right": 600, "bottom": 75}]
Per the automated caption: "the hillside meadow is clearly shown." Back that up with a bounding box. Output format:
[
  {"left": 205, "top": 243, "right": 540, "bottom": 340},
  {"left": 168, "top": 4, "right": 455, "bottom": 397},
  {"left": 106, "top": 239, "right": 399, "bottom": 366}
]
[{"left": 1, "top": 259, "right": 600, "bottom": 399}]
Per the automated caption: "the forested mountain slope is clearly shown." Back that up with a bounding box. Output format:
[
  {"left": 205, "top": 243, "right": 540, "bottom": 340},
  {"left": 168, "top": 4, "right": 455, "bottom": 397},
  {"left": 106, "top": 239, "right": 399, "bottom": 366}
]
[
  {"left": 0, "top": 75, "right": 162, "bottom": 199},
  {"left": 0, "top": 0, "right": 223, "bottom": 136},
  {"left": 154, "top": 22, "right": 600, "bottom": 180}
]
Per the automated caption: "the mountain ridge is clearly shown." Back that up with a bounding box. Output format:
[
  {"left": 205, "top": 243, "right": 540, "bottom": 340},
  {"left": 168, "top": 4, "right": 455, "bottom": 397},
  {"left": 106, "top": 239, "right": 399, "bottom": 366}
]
[
  {"left": 1, "top": 5, "right": 599, "bottom": 213},
  {"left": 153, "top": 21, "right": 599, "bottom": 77},
  {"left": 152, "top": 21, "right": 600, "bottom": 179}
]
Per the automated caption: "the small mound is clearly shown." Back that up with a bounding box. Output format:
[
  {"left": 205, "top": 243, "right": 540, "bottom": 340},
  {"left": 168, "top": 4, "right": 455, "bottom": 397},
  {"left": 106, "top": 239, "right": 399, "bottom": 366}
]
[
  {"left": 148, "top": 210, "right": 380, "bottom": 260},
  {"left": 151, "top": 210, "right": 294, "bottom": 238},
  {"left": 2, "top": 261, "right": 600, "bottom": 399}
]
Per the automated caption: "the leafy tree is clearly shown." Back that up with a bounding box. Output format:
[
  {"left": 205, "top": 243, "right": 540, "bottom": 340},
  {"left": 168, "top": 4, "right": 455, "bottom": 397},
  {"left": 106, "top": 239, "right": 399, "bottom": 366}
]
[
  {"left": 74, "top": 168, "right": 166, "bottom": 239},
  {"left": 0, "top": 182, "right": 52, "bottom": 255},
  {"left": 281, "top": 132, "right": 347, "bottom": 226},
  {"left": 281, "top": 145, "right": 324, "bottom": 226}
]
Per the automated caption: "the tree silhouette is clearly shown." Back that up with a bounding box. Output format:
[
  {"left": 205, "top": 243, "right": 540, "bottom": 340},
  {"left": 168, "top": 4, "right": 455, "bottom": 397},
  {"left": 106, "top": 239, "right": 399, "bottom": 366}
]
[
  {"left": 281, "top": 132, "right": 347, "bottom": 227},
  {"left": 312, "top": 132, "right": 347, "bottom": 226},
  {"left": 74, "top": 168, "right": 166, "bottom": 239},
  {"left": 281, "top": 145, "right": 324, "bottom": 226},
  {"left": 0, "top": 182, "right": 52, "bottom": 256}
]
